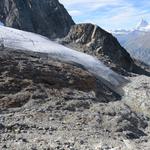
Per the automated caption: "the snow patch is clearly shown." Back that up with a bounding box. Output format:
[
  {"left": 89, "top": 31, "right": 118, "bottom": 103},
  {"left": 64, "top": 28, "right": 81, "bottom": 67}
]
[{"left": 0, "top": 26, "right": 128, "bottom": 92}]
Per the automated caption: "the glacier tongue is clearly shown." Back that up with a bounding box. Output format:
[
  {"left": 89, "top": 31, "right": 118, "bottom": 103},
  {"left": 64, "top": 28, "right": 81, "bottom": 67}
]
[{"left": 0, "top": 26, "right": 128, "bottom": 91}]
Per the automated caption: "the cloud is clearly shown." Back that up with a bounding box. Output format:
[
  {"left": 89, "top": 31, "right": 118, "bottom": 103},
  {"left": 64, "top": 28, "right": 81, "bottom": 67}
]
[
  {"left": 60, "top": 0, "right": 123, "bottom": 14},
  {"left": 60, "top": 0, "right": 121, "bottom": 9},
  {"left": 59, "top": 0, "right": 150, "bottom": 30},
  {"left": 68, "top": 10, "right": 82, "bottom": 17}
]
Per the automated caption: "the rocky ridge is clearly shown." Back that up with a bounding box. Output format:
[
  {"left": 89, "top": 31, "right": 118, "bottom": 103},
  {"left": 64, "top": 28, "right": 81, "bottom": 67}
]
[
  {"left": 0, "top": 0, "right": 75, "bottom": 39},
  {"left": 60, "top": 23, "right": 150, "bottom": 76}
]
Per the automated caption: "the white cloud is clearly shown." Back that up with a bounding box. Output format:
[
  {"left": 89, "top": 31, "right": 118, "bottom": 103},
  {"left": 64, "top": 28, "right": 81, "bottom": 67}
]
[
  {"left": 68, "top": 10, "right": 82, "bottom": 16},
  {"left": 59, "top": 0, "right": 125, "bottom": 18},
  {"left": 59, "top": 0, "right": 123, "bottom": 11},
  {"left": 59, "top": 0, "right": 150, "bottom": 30}
]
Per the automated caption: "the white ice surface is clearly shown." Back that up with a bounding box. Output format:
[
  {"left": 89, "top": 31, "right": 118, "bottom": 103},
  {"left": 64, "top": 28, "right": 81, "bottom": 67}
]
[{"left": 0, "top": 26, "right": 127, "bottom": 89}]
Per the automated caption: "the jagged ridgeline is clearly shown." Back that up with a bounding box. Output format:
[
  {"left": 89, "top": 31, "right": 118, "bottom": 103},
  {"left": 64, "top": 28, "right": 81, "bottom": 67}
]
[
  {"left": 60, "top": 24, "right": 150, "bottom": 76},
  {"left": 0, "top": 0, "right": 75, "bottom": 38}
]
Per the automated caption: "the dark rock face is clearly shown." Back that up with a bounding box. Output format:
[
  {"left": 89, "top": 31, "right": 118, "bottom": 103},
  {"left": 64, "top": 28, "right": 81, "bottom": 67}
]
[
  {"left": 0, "top": 0, "right": 75, "bottom": 39},
  {"left": 60, "top": 24, "right": 150, "bottom": 76}
]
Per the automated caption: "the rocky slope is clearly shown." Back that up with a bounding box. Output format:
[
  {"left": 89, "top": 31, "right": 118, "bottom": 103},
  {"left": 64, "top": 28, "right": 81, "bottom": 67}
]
[
  {"left": 0, "top": 1, "right": 149, "bottom": 149},
  {"left": 0, "top": 0, "right": 75, "bottom": 39},
  {"left": 60, "top": 24, "right": 150, "bottom": 76},
  {"left": 0, "top": 48, "right": 150, "bottom": 150}
]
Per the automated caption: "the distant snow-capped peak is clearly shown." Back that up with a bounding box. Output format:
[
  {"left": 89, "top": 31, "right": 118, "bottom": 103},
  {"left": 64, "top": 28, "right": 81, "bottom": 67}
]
[
  {"left": 136, "top": 19, "right": 149, "bottom": 30},
  {"left": 112, "top": 19, "right": 150, "bottom": 66}
]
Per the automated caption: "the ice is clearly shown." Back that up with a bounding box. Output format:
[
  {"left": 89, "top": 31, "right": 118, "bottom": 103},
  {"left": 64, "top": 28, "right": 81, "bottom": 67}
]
[{"left": 0, "top": 26, "right": 128, "bottom": 92}]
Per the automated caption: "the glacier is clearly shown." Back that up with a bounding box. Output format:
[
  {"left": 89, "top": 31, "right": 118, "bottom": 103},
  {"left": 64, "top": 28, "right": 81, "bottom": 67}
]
[{"left": 0, "top": 25, "right": 128, "bottom": 93}]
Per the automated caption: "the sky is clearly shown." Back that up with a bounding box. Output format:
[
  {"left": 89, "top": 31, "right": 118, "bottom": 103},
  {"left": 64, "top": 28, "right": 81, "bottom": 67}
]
[{"left": 59, "top": 0, "right": 150, "bottom": 31}]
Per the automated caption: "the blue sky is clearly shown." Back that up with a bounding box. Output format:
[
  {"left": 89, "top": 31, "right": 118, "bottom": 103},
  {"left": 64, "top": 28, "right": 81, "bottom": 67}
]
[{"left": 59, "top": 0, "right": 150, "bottom": 31}]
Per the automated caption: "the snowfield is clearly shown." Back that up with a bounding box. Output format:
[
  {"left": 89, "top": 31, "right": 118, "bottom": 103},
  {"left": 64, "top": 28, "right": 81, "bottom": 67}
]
[{"left": 0, "top": 25, "right": 128, "bottom": 91}]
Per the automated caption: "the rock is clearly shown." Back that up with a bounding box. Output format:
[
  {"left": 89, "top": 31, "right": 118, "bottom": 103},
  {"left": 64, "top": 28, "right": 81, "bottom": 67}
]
[
  {"left": 123, "top": 75, "right": 150, "bottom": 117},
  {"left": 96, "top": 102, "right": 148, "bottom": 140},
  {"left": 0, "top": 0, "right": 75, "bottom": 39},
  {"left": 60, "top": 23, "right": 150, "bottom": 76}
]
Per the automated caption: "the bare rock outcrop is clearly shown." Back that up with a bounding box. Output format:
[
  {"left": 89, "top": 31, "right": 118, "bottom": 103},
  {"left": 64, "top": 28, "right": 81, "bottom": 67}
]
[
  {"left": 60, "top": 23, "right": 150, "bottom": 76},
  {"left": 0, "top": 0, "right": 75, "bottom": 39}
]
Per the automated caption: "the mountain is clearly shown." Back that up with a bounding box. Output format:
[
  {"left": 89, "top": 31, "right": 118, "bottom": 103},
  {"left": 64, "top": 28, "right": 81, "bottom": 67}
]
[
  {"left": 0, "top": 0, "right": 75, "bottom": 39},
  {"left": 0, "top": 1, "right": 150, "bottom": 149},
  {"left": 0, "top": 30, "right": 150, "bottom": 150},
  {"left": 0, "top": 26, "right": 147, "bottom": 149},
  {"left": 0, "top": 30, "right": 149, "bottom": 150},
  {"left": 60, "top": 23, "right": 150, "bottom": 76},
  {"left": 113, "top": 19, "right": 150, "bottom": 65},
  {"left": 136, "top": 19, "right": 149, "bottom": 30},
  {"left": 0, "top": 1, "right": 148, "bottom": 76}
]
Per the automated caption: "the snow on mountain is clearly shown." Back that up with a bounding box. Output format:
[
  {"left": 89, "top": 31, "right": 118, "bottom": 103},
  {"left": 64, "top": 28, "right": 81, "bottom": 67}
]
[
  {"left": 113, "top": 19, "right": 150, "bottom": 65},
  {"left": 136, "top": 19, "right": 149, "bottom": 30},
  {"left": 0, "top": 26, "right": 127, "bottom": 91}
]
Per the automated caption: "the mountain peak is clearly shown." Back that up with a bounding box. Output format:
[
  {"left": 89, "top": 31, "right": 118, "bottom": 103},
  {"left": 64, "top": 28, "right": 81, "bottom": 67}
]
[{"left": 136, "top": 19, "right": 149, "bottom": 30}]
